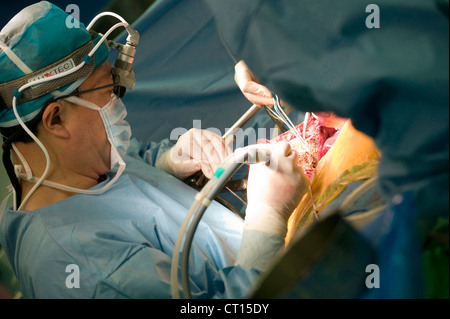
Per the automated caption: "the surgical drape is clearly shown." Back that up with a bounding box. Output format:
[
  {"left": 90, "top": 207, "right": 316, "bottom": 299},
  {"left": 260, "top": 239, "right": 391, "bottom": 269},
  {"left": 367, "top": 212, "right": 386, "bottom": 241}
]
[{"left": 203, "top": 0, "right": 449, "bottom": 298}]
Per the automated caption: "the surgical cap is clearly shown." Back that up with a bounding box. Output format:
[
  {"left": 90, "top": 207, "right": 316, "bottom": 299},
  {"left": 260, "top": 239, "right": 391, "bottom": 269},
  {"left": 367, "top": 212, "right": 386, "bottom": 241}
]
[{"left": 0, "top": 1, "right": 109, "bottom": 128}]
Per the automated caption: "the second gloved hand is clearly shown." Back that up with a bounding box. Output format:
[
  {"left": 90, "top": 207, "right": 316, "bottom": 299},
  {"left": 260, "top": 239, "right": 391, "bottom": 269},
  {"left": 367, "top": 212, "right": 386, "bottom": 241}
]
[
  {"left": 156, "top": 128, "right": 232, "bottom": 179},
  {"left": 245, "top": 141, "right": 308, "bottom": 237},
  {"left": 234, "top": 141, "right": 308, "bottom": 272},
  {"left": 234, "top": 60, "right": 274, "bottom": 106}
]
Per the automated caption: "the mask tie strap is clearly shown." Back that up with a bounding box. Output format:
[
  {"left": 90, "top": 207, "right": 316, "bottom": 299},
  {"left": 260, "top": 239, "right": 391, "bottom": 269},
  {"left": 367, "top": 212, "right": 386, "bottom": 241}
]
[
  {"left": 18, "top": 160, "right": 126, "bottom": 195},
  {"left": 63, "top": 96, "right": 100, "bottom": 110},
  {"left": 11, "top": 143, "right": 33, "bottom": 180}
]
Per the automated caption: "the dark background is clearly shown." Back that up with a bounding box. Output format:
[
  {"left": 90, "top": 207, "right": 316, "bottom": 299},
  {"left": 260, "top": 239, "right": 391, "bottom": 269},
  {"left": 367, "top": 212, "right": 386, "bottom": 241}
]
[{"left": 1, "top": 0, "right": 156, "bottom": 37}]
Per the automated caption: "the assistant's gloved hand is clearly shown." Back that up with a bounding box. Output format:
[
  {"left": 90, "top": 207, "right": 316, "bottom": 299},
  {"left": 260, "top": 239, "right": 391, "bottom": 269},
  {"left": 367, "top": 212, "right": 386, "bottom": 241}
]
[
  {"left": 156, "top": 128, "right": 232, "bottom": 179},
  {"left": 234, "top": 60, "right": 274, "bottom": 106},
  {"left": 235, "top": 141, "right": 308, "bottom": 271},
  {"left": 245, "top": 141, "right": 308, "bottom": 237}
]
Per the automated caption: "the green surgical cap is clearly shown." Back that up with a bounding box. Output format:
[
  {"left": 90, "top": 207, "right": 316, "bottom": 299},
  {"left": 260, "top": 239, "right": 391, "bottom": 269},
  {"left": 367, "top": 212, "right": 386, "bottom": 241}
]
[{"left": 0, "top": 1, "right": 109, "bottom": 127}]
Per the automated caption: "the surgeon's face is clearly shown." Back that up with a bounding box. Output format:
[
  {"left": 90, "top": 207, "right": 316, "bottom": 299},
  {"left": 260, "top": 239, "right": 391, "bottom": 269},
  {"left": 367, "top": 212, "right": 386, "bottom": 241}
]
[{"left": 64, "top": 62, "right": 116, "bottom": 178}]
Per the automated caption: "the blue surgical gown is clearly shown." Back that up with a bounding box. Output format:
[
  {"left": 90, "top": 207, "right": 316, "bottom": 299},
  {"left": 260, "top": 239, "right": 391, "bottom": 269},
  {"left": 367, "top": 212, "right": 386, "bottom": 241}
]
[{"left": 0, "top": 139, "right": 260, "bottom": 299}]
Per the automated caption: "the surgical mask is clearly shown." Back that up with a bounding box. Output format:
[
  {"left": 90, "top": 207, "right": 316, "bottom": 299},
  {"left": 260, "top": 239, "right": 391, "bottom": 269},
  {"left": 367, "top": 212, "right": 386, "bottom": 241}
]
[
  {"left": 12, "top": 94, "right": 131, "bottom": 208},
  {"left": 63, "top": 93, "right": 131, "bottom": 169}
]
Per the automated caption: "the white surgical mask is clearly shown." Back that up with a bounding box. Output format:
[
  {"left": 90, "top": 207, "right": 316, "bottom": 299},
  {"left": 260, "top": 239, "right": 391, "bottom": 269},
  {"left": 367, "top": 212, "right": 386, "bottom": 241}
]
[
  {"left": 13, "top": 93, "right": 131, "bottom": 205},
  {"left": 64, "top": 93, "right": 131, "bottom": 169}
]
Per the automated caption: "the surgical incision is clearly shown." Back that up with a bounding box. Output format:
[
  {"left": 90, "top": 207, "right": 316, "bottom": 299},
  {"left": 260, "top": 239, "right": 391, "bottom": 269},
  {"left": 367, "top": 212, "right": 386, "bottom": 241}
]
[{"left": 258, "top": 114, "right": 342, "bottom": 178}]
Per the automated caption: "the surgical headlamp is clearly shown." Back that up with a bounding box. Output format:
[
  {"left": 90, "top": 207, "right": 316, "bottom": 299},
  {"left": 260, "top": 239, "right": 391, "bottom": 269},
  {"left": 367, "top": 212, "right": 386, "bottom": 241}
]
[
  {"left": 0, "top": 10, "right": 139, "bottom": 118},
  {"left": 87, "top": 11, "right": 140, "bottom": 97}
]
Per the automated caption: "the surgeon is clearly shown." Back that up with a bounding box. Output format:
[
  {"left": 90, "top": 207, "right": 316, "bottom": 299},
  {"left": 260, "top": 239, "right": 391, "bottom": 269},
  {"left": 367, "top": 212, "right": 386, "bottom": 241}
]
[{"left": 0, "top": 2, "right": 307, "bottom": 298}]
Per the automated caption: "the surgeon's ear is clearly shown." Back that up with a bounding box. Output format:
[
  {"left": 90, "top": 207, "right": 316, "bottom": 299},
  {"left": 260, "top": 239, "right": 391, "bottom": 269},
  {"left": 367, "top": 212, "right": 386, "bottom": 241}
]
[{"left": 41, "top": 101, "right": 70, "bottom": 139}]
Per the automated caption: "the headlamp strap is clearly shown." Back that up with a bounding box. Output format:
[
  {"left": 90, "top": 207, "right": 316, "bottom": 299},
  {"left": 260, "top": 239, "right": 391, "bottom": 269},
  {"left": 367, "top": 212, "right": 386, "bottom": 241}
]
[{"left": 0, "top": 40, "right": 95, "bottom": 108}]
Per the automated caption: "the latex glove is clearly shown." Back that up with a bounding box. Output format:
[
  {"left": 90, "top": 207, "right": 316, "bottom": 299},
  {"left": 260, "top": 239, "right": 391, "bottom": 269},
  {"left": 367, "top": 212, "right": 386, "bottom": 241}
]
[
  {"left": 245, "top": 141, "right": 308, "bottom": 237},
  {"left": 234, "top": 60, "right": 274, "bottom": 106},
  {"left": 156, "top": 128, "right": 232, "bottom": 179}
]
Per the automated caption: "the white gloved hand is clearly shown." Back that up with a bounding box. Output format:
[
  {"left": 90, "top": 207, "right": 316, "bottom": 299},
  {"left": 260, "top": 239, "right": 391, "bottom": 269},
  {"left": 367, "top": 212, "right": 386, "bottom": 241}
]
[
  {"left": 156, "top": 128, "right": 232, "bottom": 179},
  {"left": 234, "top": 60, "right": 274, "bottom": 106},
  {"left": 245, "top": 141, "right": 308, "bottom": 237}
]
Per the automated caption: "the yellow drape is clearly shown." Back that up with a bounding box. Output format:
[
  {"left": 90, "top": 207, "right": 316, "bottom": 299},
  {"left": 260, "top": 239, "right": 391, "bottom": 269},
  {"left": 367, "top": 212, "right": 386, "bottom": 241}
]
[{"left": 286, "top": 120, "right": 381, "bottom": 244}]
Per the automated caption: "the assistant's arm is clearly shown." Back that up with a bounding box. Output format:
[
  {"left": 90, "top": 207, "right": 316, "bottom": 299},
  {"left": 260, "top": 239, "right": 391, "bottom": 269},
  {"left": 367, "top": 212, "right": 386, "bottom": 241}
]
[{"left": 235, "top": 141, "right": 308, "bottom": 271}]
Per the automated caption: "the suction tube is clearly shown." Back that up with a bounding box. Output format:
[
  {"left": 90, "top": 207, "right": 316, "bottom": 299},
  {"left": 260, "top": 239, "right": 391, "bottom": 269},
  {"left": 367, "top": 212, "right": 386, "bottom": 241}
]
[{"left": 170, "top": 144, "right": 273, "bottom": 299}]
